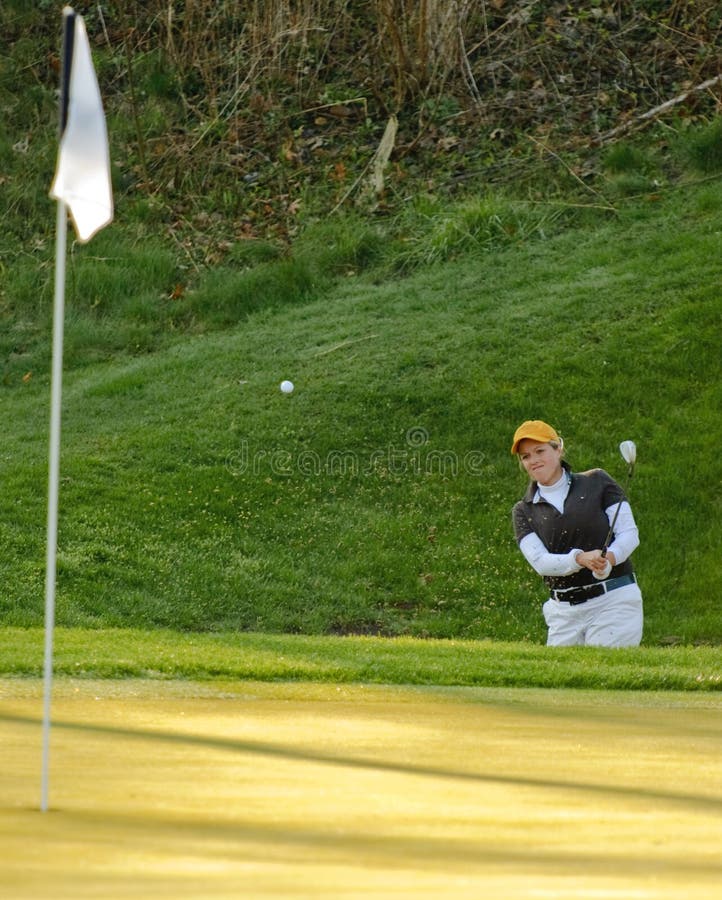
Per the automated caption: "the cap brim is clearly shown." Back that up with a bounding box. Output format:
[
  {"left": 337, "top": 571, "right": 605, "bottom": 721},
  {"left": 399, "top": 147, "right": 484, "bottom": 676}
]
[{"left": 511, "top": 433, "right": 545, "bottom": 454}]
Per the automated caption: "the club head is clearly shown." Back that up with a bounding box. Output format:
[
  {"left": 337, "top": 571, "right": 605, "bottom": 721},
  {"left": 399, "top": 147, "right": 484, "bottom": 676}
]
[{"left": 619, "top": 440, "right": 637, "bottom": 467}]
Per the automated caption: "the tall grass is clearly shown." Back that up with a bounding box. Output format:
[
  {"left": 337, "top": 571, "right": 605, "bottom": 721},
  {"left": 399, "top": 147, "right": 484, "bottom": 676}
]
[
  {"left": 388, "top": 194, "right": 568, "bottom": 273},
  {"left": 678, "top": 117, "right": 722, "bottom": 174}
]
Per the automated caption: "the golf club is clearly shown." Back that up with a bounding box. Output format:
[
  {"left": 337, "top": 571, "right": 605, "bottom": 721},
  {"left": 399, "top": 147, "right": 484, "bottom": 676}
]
[{"left": 594, "top": 440, "right": 636, "bottom": 579}]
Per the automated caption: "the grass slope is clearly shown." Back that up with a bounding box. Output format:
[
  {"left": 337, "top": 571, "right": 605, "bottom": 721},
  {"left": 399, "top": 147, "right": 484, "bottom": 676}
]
[{"left": 0, "top": 181, "right": 720, "bottom": 645}]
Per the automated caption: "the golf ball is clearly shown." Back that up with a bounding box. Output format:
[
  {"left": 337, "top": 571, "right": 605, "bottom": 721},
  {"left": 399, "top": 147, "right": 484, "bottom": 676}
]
[{"left": 280, "top": 380, "right": 294, "bottom": 394}]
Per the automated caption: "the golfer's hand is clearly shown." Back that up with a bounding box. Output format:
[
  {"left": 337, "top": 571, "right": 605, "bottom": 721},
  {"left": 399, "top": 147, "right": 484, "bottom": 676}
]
[{"left": 576, "top": 550, "right": 616, "bottom": 573}]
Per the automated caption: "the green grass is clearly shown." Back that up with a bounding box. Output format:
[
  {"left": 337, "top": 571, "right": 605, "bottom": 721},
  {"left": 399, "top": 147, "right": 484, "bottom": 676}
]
[
  {"left": 1, "top": 628, "right": 720, "bottom": 690},
  {"left": 2, "top": 5, "right": 720, "bottom": 683},
  {"left": 0, "top": 170, "right": 721, "bottom": 647},
  {"left": 676, "top": 116, "right": 722, "bottom": 175}
]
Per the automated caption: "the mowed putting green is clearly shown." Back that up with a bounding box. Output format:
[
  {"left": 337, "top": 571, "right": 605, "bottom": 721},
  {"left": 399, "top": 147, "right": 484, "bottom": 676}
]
[{"left": 1, "top": 680, "right": 721, "bottom": 899}]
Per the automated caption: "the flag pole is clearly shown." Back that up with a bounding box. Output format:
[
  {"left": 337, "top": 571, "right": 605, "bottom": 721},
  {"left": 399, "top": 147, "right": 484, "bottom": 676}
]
[
  {"left": 41, "top": 199, "right": 68, "bottom": 813},
  {"left": 41, "top": 6, "right": 75, "bottom": 814}
]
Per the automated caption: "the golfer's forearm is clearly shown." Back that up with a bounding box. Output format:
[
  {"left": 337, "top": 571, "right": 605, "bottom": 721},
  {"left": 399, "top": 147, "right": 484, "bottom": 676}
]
[
  {"left": 605, "top": 530, "right": 639, "bottom": 564},
  {"left": 603, "top": 503, "right": 640, "bottom": 564},
  {"left": 518, "top": 533, "right": 583, "bottom": 576}
]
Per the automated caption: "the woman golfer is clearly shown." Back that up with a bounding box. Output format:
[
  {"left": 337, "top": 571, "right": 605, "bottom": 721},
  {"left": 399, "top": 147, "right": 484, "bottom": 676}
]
[{"left": 511, "top": 420, "right": 643, "bottom": 647}]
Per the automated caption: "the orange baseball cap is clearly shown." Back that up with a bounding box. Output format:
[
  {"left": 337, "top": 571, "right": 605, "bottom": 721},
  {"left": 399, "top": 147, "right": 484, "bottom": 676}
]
[{"left": 510, "top": 420, "right": 561, "bottom": 454}]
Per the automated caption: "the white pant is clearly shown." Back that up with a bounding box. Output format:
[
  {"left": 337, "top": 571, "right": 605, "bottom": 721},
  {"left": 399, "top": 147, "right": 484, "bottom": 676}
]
[{"left": 542, "top": 582, "right": 643, "bottom": 648}]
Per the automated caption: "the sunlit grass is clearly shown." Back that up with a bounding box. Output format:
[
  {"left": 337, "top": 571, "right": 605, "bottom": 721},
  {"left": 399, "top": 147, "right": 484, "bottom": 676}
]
[{"left": 2, "top": 678, "right": 720, "bottom": 898}]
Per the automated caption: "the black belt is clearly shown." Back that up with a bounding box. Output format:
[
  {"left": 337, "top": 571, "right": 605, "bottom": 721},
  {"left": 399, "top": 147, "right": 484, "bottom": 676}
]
[{"left": 551, "top": 574, "right": 636, "bottom": 605}]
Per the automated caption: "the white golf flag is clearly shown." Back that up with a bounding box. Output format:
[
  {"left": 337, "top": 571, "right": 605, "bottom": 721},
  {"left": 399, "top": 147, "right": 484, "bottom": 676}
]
[{"left": 50, "top": 9, "right": 113, "bottom": 242}]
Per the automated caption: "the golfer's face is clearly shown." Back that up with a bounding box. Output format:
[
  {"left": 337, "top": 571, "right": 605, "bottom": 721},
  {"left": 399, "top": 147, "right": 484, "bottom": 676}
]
[{"left": 517, "top": 439, "right": 563, "bottom": 486}]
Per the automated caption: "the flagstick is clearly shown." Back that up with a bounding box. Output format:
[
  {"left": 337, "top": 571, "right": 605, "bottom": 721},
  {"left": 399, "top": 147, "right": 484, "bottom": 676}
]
[
  {"left": 42, "top": 5, "right": 112, "bottom": 811},
  {"left": 41, "top": 198, "right": 68, "bottom": 813}
]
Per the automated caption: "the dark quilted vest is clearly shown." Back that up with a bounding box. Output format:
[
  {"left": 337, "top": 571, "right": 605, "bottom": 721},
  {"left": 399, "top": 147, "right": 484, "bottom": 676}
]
[{"left": 512, "top": 463, "right": 634, "bottom": 591}]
